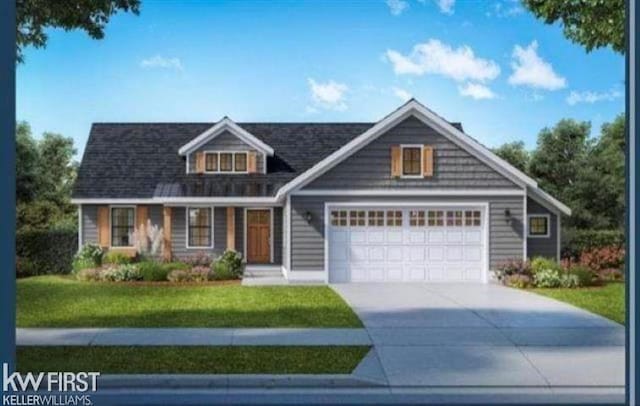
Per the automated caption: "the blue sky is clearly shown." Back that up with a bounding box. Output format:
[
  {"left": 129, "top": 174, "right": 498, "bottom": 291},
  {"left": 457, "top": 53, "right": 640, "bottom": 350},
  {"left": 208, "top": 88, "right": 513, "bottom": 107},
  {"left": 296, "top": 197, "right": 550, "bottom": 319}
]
[{"left": 17, "top": 0, "right": 624, "bottom": 158}]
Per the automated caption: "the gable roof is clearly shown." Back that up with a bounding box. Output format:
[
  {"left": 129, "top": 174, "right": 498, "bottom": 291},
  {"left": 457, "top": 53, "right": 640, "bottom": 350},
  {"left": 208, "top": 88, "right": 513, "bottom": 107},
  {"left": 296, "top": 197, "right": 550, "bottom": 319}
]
[
  {"left": 71, "top": 99, "right": 570, "bottom": 216},
  {"left": 178, "top": 117, "right": 275, "bottom": 156},
  {"left": 72, "top": 122, "right": 373, "bottom": 200}
]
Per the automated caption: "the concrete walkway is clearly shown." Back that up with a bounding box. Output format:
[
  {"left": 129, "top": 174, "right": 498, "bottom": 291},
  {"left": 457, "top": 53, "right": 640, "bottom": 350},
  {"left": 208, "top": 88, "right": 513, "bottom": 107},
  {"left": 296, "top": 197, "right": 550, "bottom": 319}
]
[
  {"left": 332, "top": 283, "right": 625, "bottom": 389},
  {"left": 17, "top": 328, "right": 371, "bottom": 346}
]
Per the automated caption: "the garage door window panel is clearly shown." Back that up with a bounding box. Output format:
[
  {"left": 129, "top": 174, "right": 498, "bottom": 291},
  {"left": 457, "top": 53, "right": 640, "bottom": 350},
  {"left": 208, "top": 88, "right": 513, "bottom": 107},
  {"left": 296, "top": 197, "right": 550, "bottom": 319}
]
[
  {"left": 368, "top": 211, "right": 384, "bottom": 226},
  {"left": 409, "top": 210, "right": 425, "bottom": 226},
  {"left": 331, "top": 210, "right": 348, "bottom": 226},
  {"left": 428, "top": 210, "right": 444, "bottom": 227},
  {"left": 350, "top": 210, "right": 366, "bottom": 227},
  {"left": 386, "top": 210, "right": 403, "bottom": 226}
]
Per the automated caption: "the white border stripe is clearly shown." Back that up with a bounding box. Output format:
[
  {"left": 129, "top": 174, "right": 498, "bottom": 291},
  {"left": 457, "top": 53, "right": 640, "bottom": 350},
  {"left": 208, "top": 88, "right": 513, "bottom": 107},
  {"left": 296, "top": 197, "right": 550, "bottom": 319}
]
[{"left": 293, "top": 189, "right": 524, "bottom": 196}]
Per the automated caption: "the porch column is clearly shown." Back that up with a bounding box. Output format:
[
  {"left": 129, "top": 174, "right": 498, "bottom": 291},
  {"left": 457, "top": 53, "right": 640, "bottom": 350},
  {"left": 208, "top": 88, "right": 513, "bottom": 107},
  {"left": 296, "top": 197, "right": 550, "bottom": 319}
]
[
  {"left": 163, "top": 206, "right": 172, "bottom": 261},
  {"left": 227, "top": 207, "right": 236, "bottom": 251}
]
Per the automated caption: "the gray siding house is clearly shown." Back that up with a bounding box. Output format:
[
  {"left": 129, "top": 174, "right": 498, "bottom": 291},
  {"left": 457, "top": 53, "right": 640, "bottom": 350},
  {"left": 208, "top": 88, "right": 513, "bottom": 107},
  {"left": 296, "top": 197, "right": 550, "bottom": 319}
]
[{"left": 72, "top": 99, "right": 570, "bottom": 283}]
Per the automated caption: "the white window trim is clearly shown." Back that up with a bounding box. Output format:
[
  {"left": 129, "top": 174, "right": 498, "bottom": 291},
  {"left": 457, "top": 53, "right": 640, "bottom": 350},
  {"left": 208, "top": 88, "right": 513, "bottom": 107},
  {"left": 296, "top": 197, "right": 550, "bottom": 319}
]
[
  {"left": 243, "top": 207, "right": 274, "bottom": 264},
  {"left": 186, "top": 206, "right": 215, "bottom": 249},
  {"left": 109, "top": 205, "right": 136, "bottom": 248},
  {"left": 202, "top": 150, "right": 249, "bottom": 174},
  {"left": 400, "top": 144, "right": 424, "bottom": 179},
  {"left": 527, "top": 213, "right": 551, "bottom": 238}
]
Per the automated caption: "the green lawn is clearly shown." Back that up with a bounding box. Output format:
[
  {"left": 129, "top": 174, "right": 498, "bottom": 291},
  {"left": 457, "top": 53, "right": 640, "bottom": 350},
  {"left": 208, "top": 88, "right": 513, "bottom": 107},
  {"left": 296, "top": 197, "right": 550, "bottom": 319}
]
[
  {"left": 17, "top": 346, "right": 370, "bottom": 374},
  {"left": 17, "top": 276, "right": 362, "bottom": 328},
  {"left": 533, "top": 282, "right": 625, "bottom": 324}
]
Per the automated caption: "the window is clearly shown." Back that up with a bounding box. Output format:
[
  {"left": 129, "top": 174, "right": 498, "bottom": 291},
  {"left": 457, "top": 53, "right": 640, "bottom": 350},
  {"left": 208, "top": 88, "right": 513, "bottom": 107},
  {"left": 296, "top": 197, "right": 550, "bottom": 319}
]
[
  {"left": 234, "top": 153, "right": 247, "bottom": 172},
  {"left": 386, "top": 210, "right": 403, "bottom": 226},
  {"left": 205, "top": 152, "right": 218, "bottom": 172},
  {"left": 368, "top": 210, "right": 384, "bottom": 226},
  {"left": 409, "top": 210, "right": 425, "bottom": 226},
  {"left": 188, "top": 207, "right": 212, "bottom": 248},
  {"left": 111, "top": 207, "right": 135, "bottom": 247},
  {"left": 427, "top": 210, "right": 444, "bottom": 226},
  {"left": 349, "top": 210, "right": 366, "bottom": 226},
  {"left": 528, "top": 215, "right": 549, "bottom": 237},
  {"left": 402, "top": 147, "right": 422, "bottom": 176},
  {"left": 446, "top": 210, "right": 463, "bottom": 226},
  {"left": 219, "top": 153, "right": 233, "bottom": 172},
  {"left": 331, "top": 210, "right": 348, "bottom": 226},
  {"left": 465, "top": 210, "right": 481, "bottom": 226}
]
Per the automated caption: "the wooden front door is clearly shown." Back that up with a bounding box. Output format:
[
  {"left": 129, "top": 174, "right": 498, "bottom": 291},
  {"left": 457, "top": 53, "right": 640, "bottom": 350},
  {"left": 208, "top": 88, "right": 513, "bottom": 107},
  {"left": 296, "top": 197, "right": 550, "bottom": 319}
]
[{"left": 246, "top": 209, "right": 271, "bottom": 263}]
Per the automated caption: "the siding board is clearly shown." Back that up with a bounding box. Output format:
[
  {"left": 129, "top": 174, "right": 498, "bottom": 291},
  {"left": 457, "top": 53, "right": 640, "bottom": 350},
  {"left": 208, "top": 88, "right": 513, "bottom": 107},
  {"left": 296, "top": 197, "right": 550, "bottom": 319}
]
[
  {"left": 526, "top": 197, "right": 559, "bottom": 260},
  {"left": 305, "top": 116, "right": 516, "bottom": 190}
]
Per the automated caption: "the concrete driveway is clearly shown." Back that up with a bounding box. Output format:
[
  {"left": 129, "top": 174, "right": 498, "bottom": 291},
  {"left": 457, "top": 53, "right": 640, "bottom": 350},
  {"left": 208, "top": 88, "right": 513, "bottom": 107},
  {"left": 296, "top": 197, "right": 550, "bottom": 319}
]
[{"left": 333, "top": 283, "right": 624, "bottom": 389}]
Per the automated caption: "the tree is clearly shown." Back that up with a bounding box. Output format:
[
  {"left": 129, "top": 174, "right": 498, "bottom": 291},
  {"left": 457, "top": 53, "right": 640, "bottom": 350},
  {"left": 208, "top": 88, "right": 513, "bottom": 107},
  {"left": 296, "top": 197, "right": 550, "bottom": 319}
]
[
  {"left": 522, "top": 0, "right": 624, "bottom": 54},
  {"left": 574, "top": 114, "right": 625, "bottom": 229},
  {"left": 17, "top": 0, "right": 141, "bottom": 63},
  {"left": 16, "top": 122, "right": 40, "bottom": 202},
  {"left": 15, "top": 122, "right": 78, "bottom": 231},
  {"left": 529, "top": 119, "right": 592, "bottom": 228},
  {"left": 493, "top": 141, "right": 530, "bottom": 173}
]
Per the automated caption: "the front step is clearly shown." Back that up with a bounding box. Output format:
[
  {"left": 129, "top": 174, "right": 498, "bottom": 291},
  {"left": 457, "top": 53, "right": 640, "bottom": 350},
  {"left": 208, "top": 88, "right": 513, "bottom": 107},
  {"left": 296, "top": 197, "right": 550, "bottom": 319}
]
[{"left": 243, "top": 265, "right": 283, "bottom": 278}]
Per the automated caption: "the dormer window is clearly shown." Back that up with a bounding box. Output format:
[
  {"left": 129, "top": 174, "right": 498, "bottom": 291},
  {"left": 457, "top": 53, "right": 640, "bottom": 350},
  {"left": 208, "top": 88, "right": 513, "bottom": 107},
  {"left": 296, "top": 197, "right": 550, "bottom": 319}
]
[
  {"left": 205, "top": 153, "right": 218, "bottom": 172},
  {"left": 203, "top": 151, "right": 249, "bottom": 174}
]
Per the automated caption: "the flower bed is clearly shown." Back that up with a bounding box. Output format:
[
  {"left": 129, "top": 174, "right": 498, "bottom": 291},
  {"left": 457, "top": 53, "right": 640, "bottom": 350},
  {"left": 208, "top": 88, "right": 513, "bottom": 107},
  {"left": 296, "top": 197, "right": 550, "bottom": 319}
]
[
  {"left": 72, "top": 244, "right": 244, "bottom": 283},
  {"left": 495, "top": 245, "right": 624, "bottom": 289}
]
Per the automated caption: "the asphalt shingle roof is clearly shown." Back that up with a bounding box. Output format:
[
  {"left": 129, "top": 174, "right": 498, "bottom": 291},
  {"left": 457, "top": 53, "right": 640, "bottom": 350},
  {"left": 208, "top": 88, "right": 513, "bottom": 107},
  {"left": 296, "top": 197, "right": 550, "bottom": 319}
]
[{"left": 73, "top": 121, "right": 464, "bottom": 199}]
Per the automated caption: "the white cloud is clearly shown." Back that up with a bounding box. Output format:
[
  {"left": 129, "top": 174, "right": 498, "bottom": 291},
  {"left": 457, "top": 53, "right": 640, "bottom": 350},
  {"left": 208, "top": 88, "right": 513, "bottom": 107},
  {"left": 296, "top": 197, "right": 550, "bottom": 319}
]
[
  {"left": 140, "top": 55, "right": 183, "bottom": 71},
  {"left": 308, "top": 78, "right": 349, "bottom": 111},
  {"left": 435, "top": 0, "right": 455, "bottom": 14},
  {"left": 392, "top": 87, "right": 413, "bottom": 101},
  {"left": 386, "top": 0, "right": 409, "bottom": 15},
  {"left": 385, "top": 39, "right": 500, "bottom": 82},
  {"left": 487, "top": 1, "right": 524, "bottom": 18},
  {"left": 566, "top": 88, "right": 623, "bottom": 105},
  {"left": 508, "top": 41, "right": 566, "bottom": 90},
  {"left": 458, "top": 82, "right": 497, "bottom": 100}
]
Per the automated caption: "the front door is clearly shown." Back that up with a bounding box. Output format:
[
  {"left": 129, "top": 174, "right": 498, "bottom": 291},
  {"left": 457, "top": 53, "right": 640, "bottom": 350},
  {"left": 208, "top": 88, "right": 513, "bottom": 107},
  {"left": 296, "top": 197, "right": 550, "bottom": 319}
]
[{"left": 246, "top": 209, "right": 271, "bottom": 263}]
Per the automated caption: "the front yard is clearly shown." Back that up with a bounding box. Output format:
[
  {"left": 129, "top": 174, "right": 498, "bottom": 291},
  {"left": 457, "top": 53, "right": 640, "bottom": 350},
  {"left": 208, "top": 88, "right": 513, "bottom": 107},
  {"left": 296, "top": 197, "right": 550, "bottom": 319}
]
[
  {"left": 533, "top": 282, "right": 625, "bottom": 324},
  {"left": 17, "top": 276, "right": 362, "bottom": 328}
]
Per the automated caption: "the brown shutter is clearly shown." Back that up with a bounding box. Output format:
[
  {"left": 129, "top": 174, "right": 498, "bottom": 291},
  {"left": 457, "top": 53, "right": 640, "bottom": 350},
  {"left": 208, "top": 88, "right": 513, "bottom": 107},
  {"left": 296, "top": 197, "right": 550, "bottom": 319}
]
[
  {"left": 247, "top": 151, "right": 258, "bottom": 174},
  {"left": 195, "top": 152, "right": 205, "bottom": 173},
  {"left": 97, "top": 206, "right": 110, "bottom": 248},
  {"left": 390, "top": 145, "right": 401, "bottom": 177},
  {"left": 163, "top": 207, "right": 172, "bottom": 261},
  {"left": 226, "top": 207, "right": 236, "bottom": 251},
  {"left": 423, "top": 145, "right": 434, "bottom": 177},
  {"left": 136, "top": 205, "right": 148, "bottom": 242}
]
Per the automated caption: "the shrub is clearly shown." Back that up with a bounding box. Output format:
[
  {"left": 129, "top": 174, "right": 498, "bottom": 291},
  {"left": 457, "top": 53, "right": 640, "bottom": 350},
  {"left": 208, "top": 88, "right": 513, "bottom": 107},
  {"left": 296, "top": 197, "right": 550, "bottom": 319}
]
[
  {"left": 138, "top": 261, "right": 169, "bottom": 282},
  {"left": 503, "top": 274, "right": 533, "bottom": 289},
  {"left": 190, "top": 266, "right": 213, "bottom": 282},
  {"left": 211, "top": 250, "right": 244, "bottom": 280},
  {"left": 579, "top": 246, "right": 625, "bottom": 273},
  {"left": 494, "top": 259, "right": 531, "bottom": 282},
  {"left": 567, "top": 265, "right": 594, "bottom": 287},
  {"left": 72, "top": 257, "right": 96, "bottom": 274},
  {"left": 533, "top": 268, "right": 562, "bottom": 288},
  {"left": 76, "top": 268, "right": 103, "bottom": 282},
  {"left": 530, "top": 257, "right": 562, "bottom": 275},
  {"left": 562, "top": 228, "right": 624, "bottom": 259},
  {"left": 75, "top": 243, "right": 105, "bottom": 267},
  {"left": 167, "top": 269, "right": 191, "bottom": 283},
  {"left": 104, "top": 251, "right": 132, "bottom": 265},
  {"left": 102, "top": 264, "right": 142, "bottom": 282},
  {"left": 16, "top": 228, "right": 78, "bottom": 275},
  {"left": 559, "top": 273, "right": 580, "bottom": 288},
  {"left": 163, "top": 261, "right": 190, "bottom": 271},
  {"left": 597, "top": 268, "right": 624, "bottom": 282},
  {"left": 185, "top": 251, "right": 213, "bottom": 267},
  {"left": 16, "top": 257, "right": 38, "bottom": 278}
]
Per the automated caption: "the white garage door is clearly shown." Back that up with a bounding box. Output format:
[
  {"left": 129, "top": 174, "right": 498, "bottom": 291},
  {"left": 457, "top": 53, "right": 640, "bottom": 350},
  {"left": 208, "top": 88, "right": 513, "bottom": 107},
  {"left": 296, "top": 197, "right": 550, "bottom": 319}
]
[{"left": 328, "top": 206, "right": 487, "bottom": 283}]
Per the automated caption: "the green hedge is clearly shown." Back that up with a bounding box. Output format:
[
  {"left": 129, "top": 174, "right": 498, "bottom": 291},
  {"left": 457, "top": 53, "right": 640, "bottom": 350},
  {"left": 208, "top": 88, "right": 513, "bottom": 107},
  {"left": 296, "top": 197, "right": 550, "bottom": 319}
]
[
  {"left": 562, "top": 228, "right": 625, "bottom": 259},
  {"left": 16, "top": 228, "right": 78, "bottom": 277}
]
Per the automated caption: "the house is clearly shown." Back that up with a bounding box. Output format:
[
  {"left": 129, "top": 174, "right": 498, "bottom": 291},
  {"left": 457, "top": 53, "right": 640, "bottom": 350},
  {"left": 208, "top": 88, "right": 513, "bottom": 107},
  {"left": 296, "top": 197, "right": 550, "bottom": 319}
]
[{"left": 71, "top": 99, "right": 571, "bottom": 283}]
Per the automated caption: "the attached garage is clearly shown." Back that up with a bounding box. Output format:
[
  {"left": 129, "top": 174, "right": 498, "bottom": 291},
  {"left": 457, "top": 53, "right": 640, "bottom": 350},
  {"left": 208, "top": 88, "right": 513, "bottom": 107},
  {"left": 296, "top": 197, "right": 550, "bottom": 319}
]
[{"left": 327, "top": 204, "right": 488, "bottom": 283}]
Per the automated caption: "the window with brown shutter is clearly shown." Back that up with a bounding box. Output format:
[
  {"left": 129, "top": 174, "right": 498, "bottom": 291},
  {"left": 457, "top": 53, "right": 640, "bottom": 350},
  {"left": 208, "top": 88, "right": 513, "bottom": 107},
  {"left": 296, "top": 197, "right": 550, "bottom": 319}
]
[
  {"left": 219, "top": 153, "right": 233, "bottom": 172},
  {"left": 205, "top": 152, "right": 218, "bottom": 172},
  {"left": 402, "top": 147, "right": 422, "bottom": 176}
]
